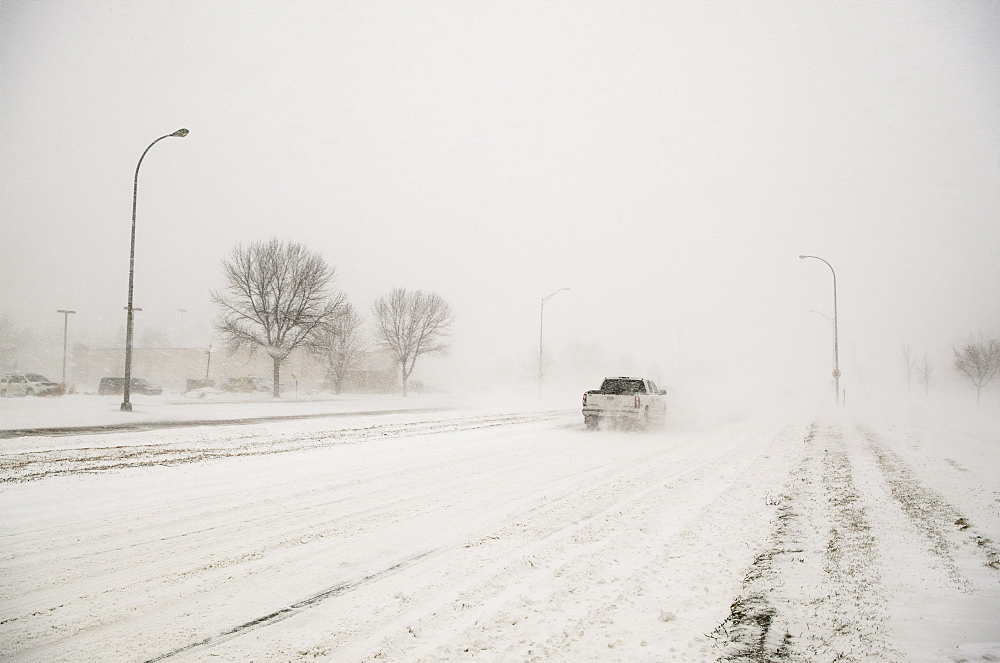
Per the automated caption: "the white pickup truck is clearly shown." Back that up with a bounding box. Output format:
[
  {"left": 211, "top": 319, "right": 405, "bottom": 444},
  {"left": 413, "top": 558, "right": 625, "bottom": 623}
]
[{"left": 581, "top": 377, "right": 667, "bottom": 430}]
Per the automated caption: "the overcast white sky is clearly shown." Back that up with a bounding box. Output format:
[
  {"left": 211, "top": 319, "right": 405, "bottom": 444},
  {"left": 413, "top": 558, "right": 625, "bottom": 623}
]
[{"left": 2, "top": 1, "right": 998, "bottom": 401}]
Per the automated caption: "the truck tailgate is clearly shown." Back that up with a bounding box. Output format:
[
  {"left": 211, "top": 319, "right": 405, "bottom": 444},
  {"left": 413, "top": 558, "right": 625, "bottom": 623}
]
[{"left": 584, "top": 393, "right": 638, "bottom": 412}]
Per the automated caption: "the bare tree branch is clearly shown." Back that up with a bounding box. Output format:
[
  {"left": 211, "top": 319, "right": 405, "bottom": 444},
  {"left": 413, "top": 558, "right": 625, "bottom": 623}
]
[
  {"left": 308, "top": 302, "right": 365, "bottom": 394},
  {"left": 371, "top": 288, "right": 454, "bottom": 395},
  {"left": 953, "top": 334, "right": 1000, "bottom": 404},
  {"left": 901, "top": 344, "right": 913, "bottom": 396},
  {"left": 211, "top": 238, "right": 345, "bottom": 397},
  {"left": 916, "top": 354, "right": 934, "bottom": 398}
]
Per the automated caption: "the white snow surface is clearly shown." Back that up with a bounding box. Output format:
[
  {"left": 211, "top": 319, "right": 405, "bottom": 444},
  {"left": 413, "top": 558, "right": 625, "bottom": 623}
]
[{"left": 1, "top": 393, "right": 998, "bottom": 662}]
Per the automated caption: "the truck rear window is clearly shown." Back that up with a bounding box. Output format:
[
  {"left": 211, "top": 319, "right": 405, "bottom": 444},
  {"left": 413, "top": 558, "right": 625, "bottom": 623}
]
[{"left": 600, "top": 379, "right": 647, "bottom": 394}]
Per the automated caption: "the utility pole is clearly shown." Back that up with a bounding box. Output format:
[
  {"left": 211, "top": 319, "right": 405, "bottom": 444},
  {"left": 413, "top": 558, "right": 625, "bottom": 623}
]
[{"left": 56, "top": 309, "right": 76, "bottom": 387}]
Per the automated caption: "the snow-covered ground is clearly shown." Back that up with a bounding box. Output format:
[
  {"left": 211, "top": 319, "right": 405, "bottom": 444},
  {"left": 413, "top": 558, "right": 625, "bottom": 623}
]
[
  {"left": 1, "top": 393, "right": 998, "bottom": 662},
  {"left": 0, "top": 391, "right": 467, "bottom": 433}
]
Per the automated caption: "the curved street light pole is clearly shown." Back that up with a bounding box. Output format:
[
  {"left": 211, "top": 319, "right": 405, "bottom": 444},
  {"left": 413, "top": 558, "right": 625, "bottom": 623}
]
[
  {"left": 122, "top": 128, "right": 189, "bottom": 412},
  {"left": 799, "top": 255, "right": 840, "bottom": 403},
  {"left": 539, "top": 288, "right": 570, "bottom": 399}
]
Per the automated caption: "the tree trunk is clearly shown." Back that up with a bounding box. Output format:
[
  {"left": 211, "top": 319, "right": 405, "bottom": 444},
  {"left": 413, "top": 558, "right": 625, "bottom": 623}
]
[
  {"left": 273, "top": 357, "right": 281, "bottom": 398},
  {"left": 400, "top": 361, "right": 410, "bottom": 397}
]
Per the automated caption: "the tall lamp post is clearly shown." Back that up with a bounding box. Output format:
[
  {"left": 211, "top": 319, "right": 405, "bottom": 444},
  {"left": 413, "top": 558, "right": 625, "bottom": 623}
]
[
  {"left": 56, "top": 309, "right": 75, "bottom": 388},
  {"left": 122, "top": 128, "right": 189, "bottom": 412},
  {"left": 799, "top": 255, "right": 840, "bottom": 403},
  {"left": 539, "top": 287, "right": 570, "bottom": 399}
]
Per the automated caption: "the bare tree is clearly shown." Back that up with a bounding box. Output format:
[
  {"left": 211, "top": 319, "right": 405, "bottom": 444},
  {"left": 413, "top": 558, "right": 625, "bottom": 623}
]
[
  {"left": 916, "top": 354, "right": 934, "bottom": 398},
  {"left": 371, "top": 288, "right": 454, "bottom": 394},
  {"left": 309, "top": 302, "right": 364, "bottom": 394},
  {"left": 901, "top": 344, "right": 914, "bottom": 395},
  {"left": 211, "top": 239, "right": 345, "bottom": 397},
  {"left": 953, "top": 334, "right": 1000, "bottom": 403}
]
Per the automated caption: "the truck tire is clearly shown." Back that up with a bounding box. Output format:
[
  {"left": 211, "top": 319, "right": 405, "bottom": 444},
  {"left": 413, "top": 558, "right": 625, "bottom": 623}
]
[{"left": 585, "top": 415, "right": 599, "bottom": 430}]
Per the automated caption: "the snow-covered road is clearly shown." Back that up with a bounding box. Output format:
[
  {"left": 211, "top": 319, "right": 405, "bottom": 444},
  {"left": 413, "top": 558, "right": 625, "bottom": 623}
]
[{"left": 1, "top": 402, "right": 998, "bottom": 662}]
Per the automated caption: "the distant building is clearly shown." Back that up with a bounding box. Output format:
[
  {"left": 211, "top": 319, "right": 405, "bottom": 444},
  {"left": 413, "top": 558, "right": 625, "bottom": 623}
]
[
  {"left": 68, "top": 345, "right": 401, "bottom": 395},
  {"left": 340, "top": 349, "right": 400, "bottom": 393}
]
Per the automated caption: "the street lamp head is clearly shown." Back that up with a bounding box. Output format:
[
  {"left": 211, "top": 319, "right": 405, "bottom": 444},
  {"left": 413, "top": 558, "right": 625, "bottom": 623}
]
[
  {"left": 798, "top": 255, "right": 807, "bottom": 259},
  {"left": 171, "top": 128, "right": 190, "bottom": 138}
]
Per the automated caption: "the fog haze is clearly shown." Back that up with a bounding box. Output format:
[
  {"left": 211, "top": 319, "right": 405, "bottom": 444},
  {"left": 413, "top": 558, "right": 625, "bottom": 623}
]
[{"left": 2, "top": 1, "right": 998, "bottom": 407}]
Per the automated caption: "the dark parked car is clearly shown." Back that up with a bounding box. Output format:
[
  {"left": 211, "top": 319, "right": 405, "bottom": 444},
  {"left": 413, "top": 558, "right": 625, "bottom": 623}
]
[{"left": 98, "top": 377, "right": 163, "bottom": 396}]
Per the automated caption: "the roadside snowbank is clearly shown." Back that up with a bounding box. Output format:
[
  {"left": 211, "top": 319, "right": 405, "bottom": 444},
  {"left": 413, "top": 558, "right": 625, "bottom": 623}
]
[{"left": 0, "top": 391, "right": 543, "bottom": 432}]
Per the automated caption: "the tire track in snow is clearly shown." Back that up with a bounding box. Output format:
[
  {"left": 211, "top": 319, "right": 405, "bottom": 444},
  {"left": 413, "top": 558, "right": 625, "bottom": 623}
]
[
  {"left": 142, "top": 549, "right": 440, "bottom": 663},
  {"left": 1, "top": 416, "right": 580, "bottom": 637},
  {"left": 150, "top": 434, "right": 688, "bottom": 663},
  {"left": 418, "top": 426, "right": 809, "bottom": 663},
  {"left": 6, "top": 413, "right": 637, "bottom": 663},
  {"left": 2, "top": 413, "right": 583, "bottom": 662},
  {"left": 160, "top": 443, "right": 668, "bottom": 662},
  {"left": 859, "top": 426, "right": 1000, "bottom": 578},
  {"left": 308, "top": 425, "right": 797, "bottom": 663},
  {"left": 3, "top": 416, "right": 569, "bottom": 570},
  {"left": 0, "top": 412, "right": 559, "bottom": 482},
  {"left": 135, "top": 430, "right": 716, "bottom": 662},
  {"left": 712, "top": 424, "right": 905, "bottom": 662}
]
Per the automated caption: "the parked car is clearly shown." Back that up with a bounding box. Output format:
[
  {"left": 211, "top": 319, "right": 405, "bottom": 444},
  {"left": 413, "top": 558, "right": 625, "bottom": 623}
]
[
  {"left": 0, "top": 372, "right": 63, "bottom": 397},
  {"left": 98, "top": 377, "right": 163, "bottom": 396}
]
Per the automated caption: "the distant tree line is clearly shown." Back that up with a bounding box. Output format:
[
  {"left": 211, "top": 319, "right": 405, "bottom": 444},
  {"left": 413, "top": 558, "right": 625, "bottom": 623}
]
[
  {"left": 211, "top": 238, "right": 453, "bottom": 398},
  {"left": 903, "top": 334, "right": 1000, "bottom": 403}
]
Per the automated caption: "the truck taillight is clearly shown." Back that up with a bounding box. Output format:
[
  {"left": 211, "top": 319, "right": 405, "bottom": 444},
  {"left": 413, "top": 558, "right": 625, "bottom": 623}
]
[
  {"left": 582, "top": 393, "right": 588, "bottom": 406},
  {"left": 635, "top": 395, "right": 641, "bottom": 408}
]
